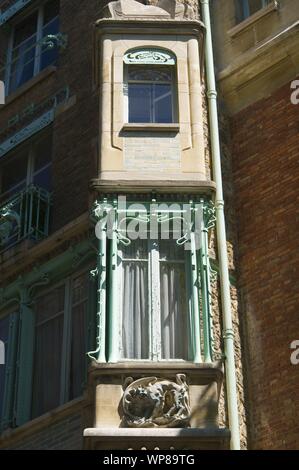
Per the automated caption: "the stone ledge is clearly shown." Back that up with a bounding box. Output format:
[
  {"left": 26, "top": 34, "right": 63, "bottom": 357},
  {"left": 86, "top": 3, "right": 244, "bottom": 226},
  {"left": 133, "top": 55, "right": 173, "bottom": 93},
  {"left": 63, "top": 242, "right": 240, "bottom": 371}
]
[
  {"left": 83, "top": 427, "right": 231, "bottom": 450},
  {"left": 2, "top": 66, "right": 57, "bottom": 108},
  {"left": 122, "top": 123, "right": 180, "bottom": 133},
  {"left": 84, "top": 427, "right": 230, "bottom": 439},
  {"left": 90, "top": 179, "right": 216, "bottom": 194}
]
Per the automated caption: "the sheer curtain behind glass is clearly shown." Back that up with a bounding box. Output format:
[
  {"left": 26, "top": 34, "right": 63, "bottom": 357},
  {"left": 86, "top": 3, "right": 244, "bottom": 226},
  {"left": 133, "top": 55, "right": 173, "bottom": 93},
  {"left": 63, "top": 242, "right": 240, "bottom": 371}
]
[
  {"left": 159, "top": 240, "right": 189, "bottom": 360},
  {"left": 32, "top": 285, "right": 64, "bottom": 418},
  {"left": 121, "top": 239, "right": 149, "bottom": 359}
]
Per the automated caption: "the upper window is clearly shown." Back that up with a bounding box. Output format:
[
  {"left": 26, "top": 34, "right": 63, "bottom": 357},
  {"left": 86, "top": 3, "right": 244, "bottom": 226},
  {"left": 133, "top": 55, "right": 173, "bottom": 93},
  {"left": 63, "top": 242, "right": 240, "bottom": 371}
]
[
  {"left": 6, "top": 0, "right": 60, "bottom": 94},
  {"left": 236, "top": 0, "right": 271, "bottom": 22},
  {"left": 127, "top": 66, "right": 175, "bottom": 124},
  {"left": 124, "top": 48, "right": 177, "bottom": 124}
]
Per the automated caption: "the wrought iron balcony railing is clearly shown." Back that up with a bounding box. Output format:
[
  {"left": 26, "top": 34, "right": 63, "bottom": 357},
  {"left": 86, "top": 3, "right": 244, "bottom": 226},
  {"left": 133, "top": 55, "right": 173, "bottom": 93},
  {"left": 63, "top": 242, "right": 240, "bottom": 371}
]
[{"left": 0, "top": 185, "right": 51, "bottom": 252}]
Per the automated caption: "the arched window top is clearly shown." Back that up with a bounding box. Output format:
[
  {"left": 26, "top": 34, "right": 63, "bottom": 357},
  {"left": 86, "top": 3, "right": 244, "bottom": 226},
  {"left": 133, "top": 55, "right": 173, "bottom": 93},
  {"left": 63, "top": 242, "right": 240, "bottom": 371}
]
[{"left": 124, "top": 48, "right": 176, "bottom": 66}]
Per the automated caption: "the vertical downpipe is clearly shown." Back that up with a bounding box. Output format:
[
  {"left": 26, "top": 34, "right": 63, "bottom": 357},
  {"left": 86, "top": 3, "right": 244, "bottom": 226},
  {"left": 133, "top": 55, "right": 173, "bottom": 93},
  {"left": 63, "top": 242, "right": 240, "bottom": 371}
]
[{"left": 200, "top": 0, "right": 241, "bottom": 450}]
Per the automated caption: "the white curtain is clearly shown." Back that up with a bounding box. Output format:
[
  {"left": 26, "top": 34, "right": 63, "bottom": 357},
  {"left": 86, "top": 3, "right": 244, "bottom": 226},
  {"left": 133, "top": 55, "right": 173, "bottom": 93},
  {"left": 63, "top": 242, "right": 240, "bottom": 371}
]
[
  {"left": 122, "top": 260, "right": 149, "bottom": 359},
  {"left": 160, "top": 241, "right": 189, "bottom": 360},
  {"left": 121, "top": 239, "right": 189, "bottom": 360}
]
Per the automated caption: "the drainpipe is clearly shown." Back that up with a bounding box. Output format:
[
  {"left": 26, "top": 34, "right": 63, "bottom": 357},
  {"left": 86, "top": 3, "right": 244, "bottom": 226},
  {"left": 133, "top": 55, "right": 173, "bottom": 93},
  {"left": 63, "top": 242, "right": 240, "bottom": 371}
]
[{"left": 200, "top": 0, "right": 241, "bottom": 450}]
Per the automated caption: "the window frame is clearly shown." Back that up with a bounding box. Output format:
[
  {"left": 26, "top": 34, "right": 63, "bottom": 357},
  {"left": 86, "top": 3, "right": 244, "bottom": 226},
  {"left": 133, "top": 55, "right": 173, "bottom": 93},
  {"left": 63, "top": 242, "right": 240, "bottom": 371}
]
[
  {"left": 125, "top": 66, "right": 176, "bottom": 124},
  {"left": 0, "top": 129, "right": 52, "bottom": 202},
  {"left": 117, "top": 237, "right": 192, "bottom": 362},
  {"left": 236, "top": 0, "right": 270, "bottom": 22},
  {"left": 123, "top": 48, "right": 178, "bottom": 125},
  {"left": 94, "top": 198, "right": 215, "bottom": 365},
  {"left": 4, "top": 0, "right": 60, "bottom": 95},
  {"left": 31, "top": 267, "right": 91, "bottom": 419}
]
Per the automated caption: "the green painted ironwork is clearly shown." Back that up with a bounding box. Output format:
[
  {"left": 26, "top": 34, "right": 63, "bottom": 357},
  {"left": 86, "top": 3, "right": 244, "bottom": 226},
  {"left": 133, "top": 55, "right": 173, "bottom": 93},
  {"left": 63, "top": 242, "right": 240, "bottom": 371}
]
[
  {"left": 92, "top": 197, "right": 216, "bottom": 364},
  {"left": 0, "top": 185, "right": 51, "bottom": 252}
]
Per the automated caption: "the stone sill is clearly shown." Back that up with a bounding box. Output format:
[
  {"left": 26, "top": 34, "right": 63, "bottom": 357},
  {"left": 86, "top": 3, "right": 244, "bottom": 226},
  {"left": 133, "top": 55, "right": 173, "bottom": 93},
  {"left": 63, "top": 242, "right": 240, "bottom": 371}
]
[
  {"left": 122, "top": 123, "right": 180, "bottom": 132},
  {"left": 84, "top": 427, "right": 230, "bottom": 440},
  {"left": 90, "top": 361, "right": 223, "bottom": 370},
  {"left": 90, "top": 179, "right": 216, "bottom": 194},
  {"left": 89, "top": 361, "right": 224, "bottom": 383},
  {"left": 228, "top": 1, "right": 279, "bottom": 38},
  {"left": 3, "top": 66, "right": 57, "bottom": 108}
]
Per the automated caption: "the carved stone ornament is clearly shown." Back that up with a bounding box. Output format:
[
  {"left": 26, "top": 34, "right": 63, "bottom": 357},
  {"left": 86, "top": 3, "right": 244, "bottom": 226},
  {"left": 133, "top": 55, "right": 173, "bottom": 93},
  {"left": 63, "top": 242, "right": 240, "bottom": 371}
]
[
  {"left": 103, "top": 0, "right": 195, "bottom": 20},
  {"left": 122, "top": 374, "right": 191, "bottom": 428}
]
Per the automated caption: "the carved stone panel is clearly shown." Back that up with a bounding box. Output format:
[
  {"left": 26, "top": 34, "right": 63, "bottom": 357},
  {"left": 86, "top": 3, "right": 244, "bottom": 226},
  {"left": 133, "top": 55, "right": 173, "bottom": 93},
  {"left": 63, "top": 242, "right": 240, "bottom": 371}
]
[{"left": 121, "top": 374, "right": 191, "bottom": 428}]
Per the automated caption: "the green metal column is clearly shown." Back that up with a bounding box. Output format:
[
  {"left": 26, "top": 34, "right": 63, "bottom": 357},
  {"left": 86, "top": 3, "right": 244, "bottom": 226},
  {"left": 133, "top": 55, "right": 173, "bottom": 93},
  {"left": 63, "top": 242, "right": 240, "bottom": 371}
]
[
  {"left": 190, "top": 203, "right": 202, "bottom": 363},
  {"left": 108, "top": 202, "right": 119, "bottom": 363},
  {"left": 199, "top": 200, "right": 214, "bottom": 363},
  {"left": 96, "top": 228, "right": 107, "bottom": 363}
]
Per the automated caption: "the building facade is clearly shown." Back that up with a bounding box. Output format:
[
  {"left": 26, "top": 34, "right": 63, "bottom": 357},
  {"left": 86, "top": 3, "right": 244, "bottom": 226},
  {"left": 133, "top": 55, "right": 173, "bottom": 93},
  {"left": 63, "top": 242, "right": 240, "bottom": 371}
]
[{"left": 0, "top": 0, "right": 297, "bottom": 450}]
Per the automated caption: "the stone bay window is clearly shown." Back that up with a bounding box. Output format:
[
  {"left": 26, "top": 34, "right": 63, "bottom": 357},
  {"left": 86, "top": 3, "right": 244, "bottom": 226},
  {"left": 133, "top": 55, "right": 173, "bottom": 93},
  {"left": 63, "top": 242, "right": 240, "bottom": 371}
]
[{"left": 84, "top": 0, "right": 230, "bottom": 450}]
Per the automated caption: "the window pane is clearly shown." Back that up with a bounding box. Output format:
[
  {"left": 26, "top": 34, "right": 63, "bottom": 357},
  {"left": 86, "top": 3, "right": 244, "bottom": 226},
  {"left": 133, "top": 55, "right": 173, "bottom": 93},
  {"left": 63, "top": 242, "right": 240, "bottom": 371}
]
[
  {"left": 43, "top": 0, "right": 60, "bottom": 25},
  {"left": 128, "top": 84, "right": 152, "bottom": 123},
  {"left": 154, "top": 84, "right": 173, "bottom": 123},
  {"left": 10, "top": 35, "right": 37, "bottom": 93},
  {"left": 33, "top": 134, "right": 52, "bottom": 191},
  {"left": 32, "top": 286, "right": 65, "bottom": 418},
  {"left": 13, "top": 13, "right": 38, "bottom": 47},
  {"left": 128, "top": 67, "right": 172, "bottom": 82},
  {"left": 128, "top": 66, "right": 174, "bottom": 123},
  {"left": 159, "top": 240, "right": 190, "bottom": 360},
  {"left": 41, "top": 16, "right": 60, "bottom": 71},
  {"left": 34, "top": 135, "right": 52, "bottom": 171},
  {"left": 33, "top": 167, "right": 51, "bottom": 191},
  {"left": 0, "top": 315, "right": 9, "bottom": 420},
  {"left": 1, "top": 151, "right": 28, "bottom": 201},
  {"left": 70, "top": 273, "right": 88, "bottom": 400},
  {"left": 121, "top": 239, "right": 149, "bottom": 359}
]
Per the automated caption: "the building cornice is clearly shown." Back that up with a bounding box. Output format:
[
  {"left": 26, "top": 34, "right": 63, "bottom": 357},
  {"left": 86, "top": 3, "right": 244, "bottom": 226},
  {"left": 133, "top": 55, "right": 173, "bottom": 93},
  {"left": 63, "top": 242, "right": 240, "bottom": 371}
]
[{"left": 95, "top": 18, "right": 205, "bottom": 38}]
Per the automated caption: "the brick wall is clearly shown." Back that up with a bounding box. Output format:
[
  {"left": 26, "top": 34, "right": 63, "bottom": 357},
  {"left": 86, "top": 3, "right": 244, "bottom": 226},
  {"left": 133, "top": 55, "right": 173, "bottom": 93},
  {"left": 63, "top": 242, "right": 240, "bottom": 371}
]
[
  {"left": 231, "top": 78, "right": 299, "bottom": 449},
  {"left": 5, "top": 413, "right": 84, "bottom": 450}
]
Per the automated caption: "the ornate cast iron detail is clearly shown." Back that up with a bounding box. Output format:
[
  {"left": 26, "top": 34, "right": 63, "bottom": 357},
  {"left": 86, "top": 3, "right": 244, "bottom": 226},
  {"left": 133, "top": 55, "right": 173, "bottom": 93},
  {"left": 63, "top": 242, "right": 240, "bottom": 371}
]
[
  {"left": 42, "top": 33, "right": 68, "bottom": 51},
  {"left": 203, "top": 199, "right": 216, "bottom": 230},
  {"left": 122, "top": 374, "right": 191, "bottom": 428},
  {"left": 0, "top": 204, "right": 20, "bottom": 245}
]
